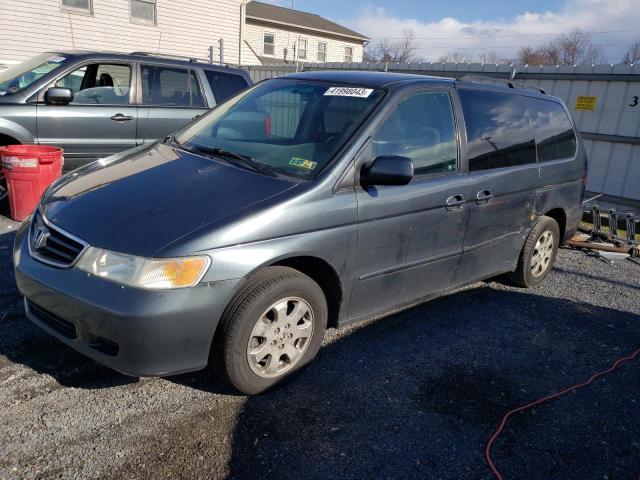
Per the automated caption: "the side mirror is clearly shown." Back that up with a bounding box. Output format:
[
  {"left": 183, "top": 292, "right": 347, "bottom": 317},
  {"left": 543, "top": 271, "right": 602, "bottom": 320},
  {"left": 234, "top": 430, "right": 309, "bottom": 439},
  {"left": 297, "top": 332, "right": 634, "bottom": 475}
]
[
  {"left": 360, "top": 155, "right": 414, "bottom": 187},
  {"left": 44, "top": 87, "right": 74, "bottom": 105}
]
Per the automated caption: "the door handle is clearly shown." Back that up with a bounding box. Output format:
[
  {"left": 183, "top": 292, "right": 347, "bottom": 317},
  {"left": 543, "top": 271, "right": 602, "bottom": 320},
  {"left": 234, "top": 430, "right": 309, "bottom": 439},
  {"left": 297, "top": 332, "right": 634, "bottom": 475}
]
[
  {"left": 476, "top": 189, "right": 494, "bottom": 205},
  {"left": 111, "top": 113, "right": 134, "bottom": 122},
  {"left": 445, "top": 194, "right": 465, "bottom": 211}
]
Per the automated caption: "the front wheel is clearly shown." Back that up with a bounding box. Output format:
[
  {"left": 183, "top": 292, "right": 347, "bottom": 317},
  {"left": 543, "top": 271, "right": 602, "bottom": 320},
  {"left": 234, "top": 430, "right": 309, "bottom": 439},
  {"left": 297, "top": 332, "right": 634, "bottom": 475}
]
[
  {"left": 213, "top": 266, "right": 327, "bottom": 395},
  {"left": 507, "top": 216, "right": 560, "bottom": 288}
]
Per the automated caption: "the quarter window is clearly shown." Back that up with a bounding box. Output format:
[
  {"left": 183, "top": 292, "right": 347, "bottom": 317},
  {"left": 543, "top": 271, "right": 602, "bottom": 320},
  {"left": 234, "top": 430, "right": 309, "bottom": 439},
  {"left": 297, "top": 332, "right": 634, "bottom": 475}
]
[
  {"left": 141, "top": 65, "right": 206, "bottom": 107},
  {"left": 527, "top": 97, "right": 577, "bottom": 162},
  {"left": 54, "top": 63, "right": 131, "bottom": 105},
  {"left": 298, "top": 39, "right": 307, "bottom": 60},
  {"left": 317, "top": 42, "right": 327, "bottom": 62},
  {"left": 131, "top": 0, "right": 156, "bottom": 25},
  {"left": 61, "top": 0, "right": 92, "bottom": 12},
  {"left": 263, "top": 33, "right": 275, "bottom": 56},
  {"left": 344, "top": 46, "right": 353, "bottom": 62},
  {"left": 372, "top": 92, "right": 458, "bottom": 177},
  {"left": 459, "top": 89, "right": 537, "bottom": 171}
]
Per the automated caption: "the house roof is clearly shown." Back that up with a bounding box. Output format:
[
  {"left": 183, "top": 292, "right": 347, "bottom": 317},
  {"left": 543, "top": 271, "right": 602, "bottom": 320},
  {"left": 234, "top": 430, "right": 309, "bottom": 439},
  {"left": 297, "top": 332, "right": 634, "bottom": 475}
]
[{"left": 245, "top": 1, "right": 369, "bottom": 43}]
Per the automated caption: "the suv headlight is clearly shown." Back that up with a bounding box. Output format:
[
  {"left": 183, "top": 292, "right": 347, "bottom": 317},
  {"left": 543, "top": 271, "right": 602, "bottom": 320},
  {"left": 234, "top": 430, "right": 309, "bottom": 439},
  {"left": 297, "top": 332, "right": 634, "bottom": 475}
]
[{"left": 75, "top": 247, "right": 210, "bottom": 289}]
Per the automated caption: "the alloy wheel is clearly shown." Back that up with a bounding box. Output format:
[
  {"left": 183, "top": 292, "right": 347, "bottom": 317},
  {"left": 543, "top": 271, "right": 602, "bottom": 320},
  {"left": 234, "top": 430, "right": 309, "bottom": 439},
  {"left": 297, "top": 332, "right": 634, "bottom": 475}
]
[
  {"left": 246, "top": 297, "right": 314, "bottom": 378},
  {"left": 531, "top": 230, "right": 554, "bottom": 277}
]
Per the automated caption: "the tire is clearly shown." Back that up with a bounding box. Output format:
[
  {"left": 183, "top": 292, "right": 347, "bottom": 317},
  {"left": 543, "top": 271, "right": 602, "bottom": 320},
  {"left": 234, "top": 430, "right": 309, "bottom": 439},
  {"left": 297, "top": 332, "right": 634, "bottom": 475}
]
[
  {"left": 506, "top": 216, "right": 560, "bottom": 288},
  {"left": 213, "top": 266, "right": 327, "bottom": 395}
]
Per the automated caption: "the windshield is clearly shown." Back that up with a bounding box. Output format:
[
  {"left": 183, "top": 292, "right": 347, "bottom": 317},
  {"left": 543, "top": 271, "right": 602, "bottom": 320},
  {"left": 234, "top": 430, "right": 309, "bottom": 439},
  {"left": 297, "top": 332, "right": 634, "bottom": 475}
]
[
  {"left": 175, "top": 80, "right": 385, "bottom": 180},
  {"left": 0, "top": 53, "right": 69, "bottom": 96}
]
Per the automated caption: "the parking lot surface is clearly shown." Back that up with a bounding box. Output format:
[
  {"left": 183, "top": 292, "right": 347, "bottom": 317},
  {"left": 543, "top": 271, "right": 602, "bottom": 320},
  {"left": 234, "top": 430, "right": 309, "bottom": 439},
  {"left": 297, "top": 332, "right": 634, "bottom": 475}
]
[{"left": 1, "top": 210, "right": 639, "bottom": 480}]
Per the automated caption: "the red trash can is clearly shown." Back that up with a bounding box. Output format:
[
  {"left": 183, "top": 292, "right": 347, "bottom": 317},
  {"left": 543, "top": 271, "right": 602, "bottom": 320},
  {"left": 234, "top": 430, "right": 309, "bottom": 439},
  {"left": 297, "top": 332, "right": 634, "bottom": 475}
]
[{"left": 0, "top": 145, "right": 64, "bottom": 221}]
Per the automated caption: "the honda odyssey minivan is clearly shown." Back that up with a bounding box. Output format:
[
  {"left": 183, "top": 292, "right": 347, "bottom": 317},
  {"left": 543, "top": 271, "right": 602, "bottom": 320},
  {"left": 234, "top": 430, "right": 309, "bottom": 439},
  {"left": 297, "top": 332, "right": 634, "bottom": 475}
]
[{"left": 13, "top": 71, "right": 586, "bottom": 394}]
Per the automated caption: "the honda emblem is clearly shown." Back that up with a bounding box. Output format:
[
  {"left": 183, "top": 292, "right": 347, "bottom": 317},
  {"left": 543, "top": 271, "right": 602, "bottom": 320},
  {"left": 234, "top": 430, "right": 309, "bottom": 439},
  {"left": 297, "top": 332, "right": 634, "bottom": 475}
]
[{"left": 32, "top": 226, "right": 50, "bottom": 250}]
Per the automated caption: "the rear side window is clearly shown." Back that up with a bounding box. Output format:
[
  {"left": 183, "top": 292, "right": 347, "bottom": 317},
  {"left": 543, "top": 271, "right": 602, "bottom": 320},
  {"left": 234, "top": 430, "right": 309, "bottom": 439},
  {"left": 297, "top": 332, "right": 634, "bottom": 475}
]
[
  {"left": 141, "top": 65, "right": 206, "bottom": 108},
  {"left": 459, "top": 89, "right": 536, "bottom": 171},
  {"left": 527, "top": 97, "right": 577, "bottom": 162},
  {"left": 204, "top": 70, "right": 249, "bottom": 104}
]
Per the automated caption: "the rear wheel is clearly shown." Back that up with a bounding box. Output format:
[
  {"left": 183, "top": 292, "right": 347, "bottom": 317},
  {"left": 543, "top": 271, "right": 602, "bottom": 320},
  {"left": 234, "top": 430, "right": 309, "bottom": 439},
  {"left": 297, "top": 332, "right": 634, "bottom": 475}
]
[
  {"left": 507, "top": 216, "right": 560, "bottom": 288},
  {"left": 214, "top": 266, "right": 327, "bottom": 395}
]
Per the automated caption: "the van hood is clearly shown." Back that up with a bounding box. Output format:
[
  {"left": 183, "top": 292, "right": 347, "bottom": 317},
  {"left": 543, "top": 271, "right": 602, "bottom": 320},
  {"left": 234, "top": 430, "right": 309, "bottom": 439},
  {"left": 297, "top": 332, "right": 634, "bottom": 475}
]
[{"left": 41, "top": 143, "right": 296, "bottom": 257}]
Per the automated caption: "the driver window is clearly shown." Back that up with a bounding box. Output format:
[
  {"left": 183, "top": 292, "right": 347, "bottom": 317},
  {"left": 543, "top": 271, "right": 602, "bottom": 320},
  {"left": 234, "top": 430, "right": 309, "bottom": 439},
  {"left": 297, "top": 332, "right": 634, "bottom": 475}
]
[
  {"left": 372, "top": 91, "right": 458, "bottom": 177},
  {"left": 54, "top": 63, "right": 131, "bottom": 105}
]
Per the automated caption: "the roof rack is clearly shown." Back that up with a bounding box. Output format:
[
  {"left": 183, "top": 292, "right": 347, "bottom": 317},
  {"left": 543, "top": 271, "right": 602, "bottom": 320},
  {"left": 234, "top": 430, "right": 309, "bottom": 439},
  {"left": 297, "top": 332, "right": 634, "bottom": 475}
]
[
  {"left": 130, "top": 51, "right": 241, "bottom": 69},
  {"left": 458, "top": 74, "right": 546, "bottom": 95},
  {"left": 130, "top": 51, "right": 203, "bottom": 62}
]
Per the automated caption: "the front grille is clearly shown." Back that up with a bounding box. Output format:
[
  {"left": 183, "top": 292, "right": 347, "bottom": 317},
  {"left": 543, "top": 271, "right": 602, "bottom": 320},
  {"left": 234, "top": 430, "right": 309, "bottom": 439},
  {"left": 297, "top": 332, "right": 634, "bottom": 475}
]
[
  {"left": 27, "top": 300, "right": 77, "bottom": 339},
  {"left": 29, "top": 210, "right": 86, "bottom": 268}
]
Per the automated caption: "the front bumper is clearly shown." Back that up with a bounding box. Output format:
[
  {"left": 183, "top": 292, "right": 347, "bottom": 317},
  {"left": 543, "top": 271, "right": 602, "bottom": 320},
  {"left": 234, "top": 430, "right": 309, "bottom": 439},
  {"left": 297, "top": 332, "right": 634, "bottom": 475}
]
[{"left": 13, "top": 221, "right": 242, "bottom": 377}]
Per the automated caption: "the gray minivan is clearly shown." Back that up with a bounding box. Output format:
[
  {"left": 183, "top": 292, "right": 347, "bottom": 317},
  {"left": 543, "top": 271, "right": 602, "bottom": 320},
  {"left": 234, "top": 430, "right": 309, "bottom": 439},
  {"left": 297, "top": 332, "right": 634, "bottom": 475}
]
[
  {"left": 0, "top": 51, "right": 251, "bottom": 170},
  {"left": 13, "top": 71, "right": 586, "bottom": 394}
]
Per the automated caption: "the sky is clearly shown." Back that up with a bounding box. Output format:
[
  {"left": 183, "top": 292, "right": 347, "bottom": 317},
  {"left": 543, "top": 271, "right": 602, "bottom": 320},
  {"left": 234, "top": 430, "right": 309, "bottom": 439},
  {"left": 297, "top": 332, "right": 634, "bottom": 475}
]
[{"left": 261, "top": 0, "right": 640, "bottom": 63}]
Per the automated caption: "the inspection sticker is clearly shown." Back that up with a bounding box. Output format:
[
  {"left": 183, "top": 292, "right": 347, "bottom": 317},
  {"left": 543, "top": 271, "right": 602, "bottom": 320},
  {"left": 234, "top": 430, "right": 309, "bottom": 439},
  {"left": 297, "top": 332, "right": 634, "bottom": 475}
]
[
  {"left": 289, "top": 157, "right": 317, "bottom": 170},
  {"left": 324, "top": 86, "right": 374, "bottom": 98},
  {"left": 575, "top": 95, "right": 597, "bottom": 111}
]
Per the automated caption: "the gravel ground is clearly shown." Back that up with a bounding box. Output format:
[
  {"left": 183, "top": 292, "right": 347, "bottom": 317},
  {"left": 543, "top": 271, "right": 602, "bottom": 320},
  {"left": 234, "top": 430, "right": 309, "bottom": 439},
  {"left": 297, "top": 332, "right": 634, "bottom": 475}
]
[{"left": 1, "top": 207, "right": 639, "bottom": 480}]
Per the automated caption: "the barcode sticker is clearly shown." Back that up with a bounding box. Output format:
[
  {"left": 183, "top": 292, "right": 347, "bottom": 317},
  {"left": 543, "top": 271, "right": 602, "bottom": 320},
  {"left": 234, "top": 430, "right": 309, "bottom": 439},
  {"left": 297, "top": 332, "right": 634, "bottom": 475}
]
[{"left": 324, "top": 87, "right": 374, "bottom": 98}]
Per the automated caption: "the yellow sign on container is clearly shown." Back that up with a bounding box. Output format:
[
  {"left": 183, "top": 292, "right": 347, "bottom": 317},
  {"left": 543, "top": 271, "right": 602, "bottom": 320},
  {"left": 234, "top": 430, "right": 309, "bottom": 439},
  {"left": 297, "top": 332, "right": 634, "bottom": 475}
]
[{"left": 575, "top": 96, "right": 597, "bottom": 111}]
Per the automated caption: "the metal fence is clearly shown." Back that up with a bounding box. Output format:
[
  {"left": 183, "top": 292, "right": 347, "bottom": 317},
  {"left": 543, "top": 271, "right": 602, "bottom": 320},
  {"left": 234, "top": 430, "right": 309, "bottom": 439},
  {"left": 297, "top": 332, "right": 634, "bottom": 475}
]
[{"left": 243, "top": 62, "right": 640, "bottom": 205}]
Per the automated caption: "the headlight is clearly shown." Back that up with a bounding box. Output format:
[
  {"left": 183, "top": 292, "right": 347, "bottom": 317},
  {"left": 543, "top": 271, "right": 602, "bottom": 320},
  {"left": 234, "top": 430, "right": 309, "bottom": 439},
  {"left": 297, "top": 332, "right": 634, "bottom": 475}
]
[{"left": 75, "top": 247, "right": 210, "bottom": 289}]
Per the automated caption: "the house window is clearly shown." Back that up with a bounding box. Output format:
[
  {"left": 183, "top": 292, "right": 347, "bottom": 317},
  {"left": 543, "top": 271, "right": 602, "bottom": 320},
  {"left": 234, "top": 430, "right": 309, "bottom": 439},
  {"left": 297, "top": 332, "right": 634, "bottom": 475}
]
[
  {"left": 298, "top": 38, "right": 307, "bottom": 60},
  {"left": 61, "top": 0, "right": 92, "bottom": 13},
  {"left": 263, "top": 32, "right": 275, "bottom": 56},
  {"left": 344, "top": 46, "right": 353, "bottom": 63},
  {"left": 317, "top": 42, "right": 327, "bottom": 62},
  {"left": 131, "top": 0, "right": 156, "bottom": 25}
]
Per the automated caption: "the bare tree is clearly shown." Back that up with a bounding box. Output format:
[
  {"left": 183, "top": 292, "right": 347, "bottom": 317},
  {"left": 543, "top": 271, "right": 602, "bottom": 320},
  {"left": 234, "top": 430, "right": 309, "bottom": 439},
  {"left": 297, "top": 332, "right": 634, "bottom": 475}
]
[
  {"left": 477, "top": 50, "right": 511, "bottom": 65},
  {"left": 364, "top": 29, "right": 419, "bottom": 63},
  {"left": 437, "top": 51, "right": 474, "bottom": 63},
  {"left": 623, "top": 40, "right": 640, "bottom": 64},
  {"left": 556, "top": 29, "right": 605, "bottom": 64},
  {"left": 539, "top": 44, "right": 562, "bottom": 65},
  {"left": 437, "top": 50, "right": 511, "bottom": 64},
  {"left": 516, "top": 29, "right": 605, "bottom": 65},
  {"left": 517, "top": 46, "right": 543, "bottom": 65}
]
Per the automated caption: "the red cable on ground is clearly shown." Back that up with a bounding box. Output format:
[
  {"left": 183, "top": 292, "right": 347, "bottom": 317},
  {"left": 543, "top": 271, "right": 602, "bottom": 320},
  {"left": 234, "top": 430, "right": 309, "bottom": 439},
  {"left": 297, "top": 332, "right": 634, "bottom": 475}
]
[{"left": 485, "top": 348, "right": 640, "bottom": 480}]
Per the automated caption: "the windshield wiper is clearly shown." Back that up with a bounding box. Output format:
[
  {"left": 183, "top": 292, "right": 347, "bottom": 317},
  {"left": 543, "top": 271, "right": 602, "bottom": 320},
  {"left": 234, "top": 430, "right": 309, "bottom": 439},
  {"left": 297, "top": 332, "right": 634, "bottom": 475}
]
[{"left": 187, "top": 145, "right": 277, "bottom": 177}]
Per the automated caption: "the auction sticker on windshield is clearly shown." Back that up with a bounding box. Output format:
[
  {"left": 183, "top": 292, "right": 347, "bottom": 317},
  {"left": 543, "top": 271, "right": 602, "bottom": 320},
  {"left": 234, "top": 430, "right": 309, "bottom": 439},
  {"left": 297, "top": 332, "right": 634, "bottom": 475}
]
[{"left": 324, "top": 87, "right": 373, "bottom": 98}]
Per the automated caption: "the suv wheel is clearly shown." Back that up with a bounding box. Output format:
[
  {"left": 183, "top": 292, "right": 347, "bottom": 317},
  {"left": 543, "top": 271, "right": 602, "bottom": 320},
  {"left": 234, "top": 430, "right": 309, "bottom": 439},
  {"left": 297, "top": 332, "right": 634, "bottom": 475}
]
[
  {"left": 214, "top": 266, "right": 327, "bottom": 394},
  {"left": 507, "top": 215, "right": 560, "bottom": 288}
]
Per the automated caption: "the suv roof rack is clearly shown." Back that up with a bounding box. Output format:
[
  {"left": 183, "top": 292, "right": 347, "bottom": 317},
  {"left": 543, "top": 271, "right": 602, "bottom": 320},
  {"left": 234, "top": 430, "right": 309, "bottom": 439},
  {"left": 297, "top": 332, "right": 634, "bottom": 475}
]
[
  {"left": 130, "top": 51, "right": 202, "bottom": 62},
  {"left": 458, "top": 74, "right": 546, "bottom": 95},
  {"left": 130, "top": 51, "right": 241, "bottom": 69}
]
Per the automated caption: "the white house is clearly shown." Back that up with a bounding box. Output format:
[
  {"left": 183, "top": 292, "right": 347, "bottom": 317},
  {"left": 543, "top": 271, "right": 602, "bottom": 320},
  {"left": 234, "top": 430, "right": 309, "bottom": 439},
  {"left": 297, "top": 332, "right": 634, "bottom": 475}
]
[
  {"left": 0, "top": 1, "right": 369, "bottom": 71},
  {"left": 0, "top": 0, "right": 245, "bottom": 69},
  {"left": 241, "top": 1, "right": 368, "bottom": 65}
]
